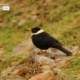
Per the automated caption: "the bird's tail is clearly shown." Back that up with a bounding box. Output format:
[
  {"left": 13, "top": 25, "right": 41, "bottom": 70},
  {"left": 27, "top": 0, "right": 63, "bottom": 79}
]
[{"left": 58, "top": 47, "right": 72, "bottom": 56}]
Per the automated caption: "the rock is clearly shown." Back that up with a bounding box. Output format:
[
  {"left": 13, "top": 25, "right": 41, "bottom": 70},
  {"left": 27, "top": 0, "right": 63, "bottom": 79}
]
[
  {"left": 12, "top": 40, "right": 33, "bottom": 56},
  {"left": 16, "top": 67, "right": 30, "bottom": 76},
  {"left": 41, "top": 65, "right": 55, "bottom": 72},
  {"left": 29, "top": 70, "right": 56, "bottom": 80},
  {"left": 1, "top": 42, "right": 78, "bottom": 80},
  {"left": 69, "top": 46, "right": 79, "bottom": 55},
  {"left": 18, "top": 18, "right": 26, "bottom": 26},
  {"left": 1, "top": 66, "right": 15, "bottom": 78},
  {"left": 28, "top": 50, "right": 55, "bottom": 65},
  {"left": 31, "top": 15, "right": 38, "bottom": 21},
  {"left": 34, "top": 55, "right": 55, "bottom": 65},
  {"left": 53, "top": 68, "right": 65, "bottom": 76}
]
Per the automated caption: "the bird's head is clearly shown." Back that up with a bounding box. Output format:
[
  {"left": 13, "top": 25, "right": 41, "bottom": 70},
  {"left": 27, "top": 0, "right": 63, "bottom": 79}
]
[{"left": 31, "top": 27, "right": 44, "bottom": 35}]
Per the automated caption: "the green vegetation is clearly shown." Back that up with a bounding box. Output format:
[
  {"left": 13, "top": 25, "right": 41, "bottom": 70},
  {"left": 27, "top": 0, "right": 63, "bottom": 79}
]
[
  {"left": 59, "top": 26, "right": 80, "bottom": 46},
  {"left": 63, "top": 54, "right": 80, "bottom": 74},
  {"left": 0, "top": 0, "right": 80, "bottom": 79},
  {"left": 61, "top": 53, "right": 80, "bottom": 80}
]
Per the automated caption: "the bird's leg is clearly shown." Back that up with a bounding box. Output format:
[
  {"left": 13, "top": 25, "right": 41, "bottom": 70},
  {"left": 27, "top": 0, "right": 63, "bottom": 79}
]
[
  {"left": 38, "top": 50, "right": 46, "bottom": 54},
  {"left": 42, "top": 50, "right": 47, "bottom": 53}
]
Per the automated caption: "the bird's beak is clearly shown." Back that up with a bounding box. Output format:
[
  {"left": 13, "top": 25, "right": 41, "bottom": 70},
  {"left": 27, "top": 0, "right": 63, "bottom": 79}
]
[{"left": 26, "top": 28, "right": 31, "bottom": 31}]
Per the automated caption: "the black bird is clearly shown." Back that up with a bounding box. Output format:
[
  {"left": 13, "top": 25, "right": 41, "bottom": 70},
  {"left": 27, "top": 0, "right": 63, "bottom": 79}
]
[{"left": 31, "top": 27, "right": 72, "bottom": 56}]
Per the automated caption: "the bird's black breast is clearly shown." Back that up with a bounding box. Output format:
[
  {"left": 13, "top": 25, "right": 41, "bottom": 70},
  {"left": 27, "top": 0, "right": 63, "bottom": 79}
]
[
  {"left": 31, "top": 32, "right": 62, "bottom": 50},
  {"left": 31, "top": 32, "right": 50, "bottom": 49}
]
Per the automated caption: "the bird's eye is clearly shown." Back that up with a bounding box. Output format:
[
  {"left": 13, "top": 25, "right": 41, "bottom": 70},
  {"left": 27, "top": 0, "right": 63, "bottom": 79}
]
[
  {"left": 33, "top": 29, "right": 36, "bottom": 32},
  {"left": 32, "top": 29, "right": 37, "bottom": 33}
]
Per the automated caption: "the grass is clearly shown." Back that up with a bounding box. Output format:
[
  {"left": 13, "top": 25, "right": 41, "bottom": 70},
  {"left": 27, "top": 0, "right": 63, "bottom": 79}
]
[
  {"left": 63, "top": 55, "right": 80, "bottom": 74},
  {"left": 0, "top": 53, "right": 42, "bottom": 79},
  {"left": 61, "top": 53, "right": 80, "bottom": 80},
  {"left": 59, "top": 25, "right": 80, "bottom": 46},
  {"left": 0, "top": 0, "right": 80, "bottom": 79},
  {"left": 0, "top": 27, "right": 25, "bottom": 53}
]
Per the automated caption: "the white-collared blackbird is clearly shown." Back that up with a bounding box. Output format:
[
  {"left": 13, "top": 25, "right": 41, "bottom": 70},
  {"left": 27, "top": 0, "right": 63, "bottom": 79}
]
[{"left": 31, "top": 27, "right": 72, "bottom": 56}]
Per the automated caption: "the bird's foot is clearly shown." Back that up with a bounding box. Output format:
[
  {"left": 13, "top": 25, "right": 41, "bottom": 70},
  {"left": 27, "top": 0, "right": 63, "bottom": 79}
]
[
  {"left": 37, "top": 50, "right": 46, "bottom": 54},
  {"left": 50, "top": 56, "right": 56, "bottom": 60}
]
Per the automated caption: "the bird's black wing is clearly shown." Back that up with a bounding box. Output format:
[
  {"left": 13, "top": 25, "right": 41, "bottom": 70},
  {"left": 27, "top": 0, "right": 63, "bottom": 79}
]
[{"left": 39, "top": 32, "right": 62, "bottom": 48}]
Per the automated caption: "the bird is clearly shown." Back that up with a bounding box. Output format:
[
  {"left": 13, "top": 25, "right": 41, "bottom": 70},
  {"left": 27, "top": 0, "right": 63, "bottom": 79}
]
[{"left": 31, "top": 27, "right": 72, "bottom": 56}]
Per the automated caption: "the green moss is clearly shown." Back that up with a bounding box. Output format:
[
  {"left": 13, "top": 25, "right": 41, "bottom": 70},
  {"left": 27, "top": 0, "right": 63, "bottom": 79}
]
[
  {"left": 0, "top": 0, "right": 80, "bottom": 79},
  {"left": 59, "top": 26, "right": 80, "bottom": 46},
  {"left": 62, "top": 54, "right": 80, "bottom": 75}
]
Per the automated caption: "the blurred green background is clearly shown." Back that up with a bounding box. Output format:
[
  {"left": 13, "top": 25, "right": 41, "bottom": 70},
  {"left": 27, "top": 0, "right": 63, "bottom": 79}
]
[{"left": 0, "top": 0, "right": 80, "bottom": 79}]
